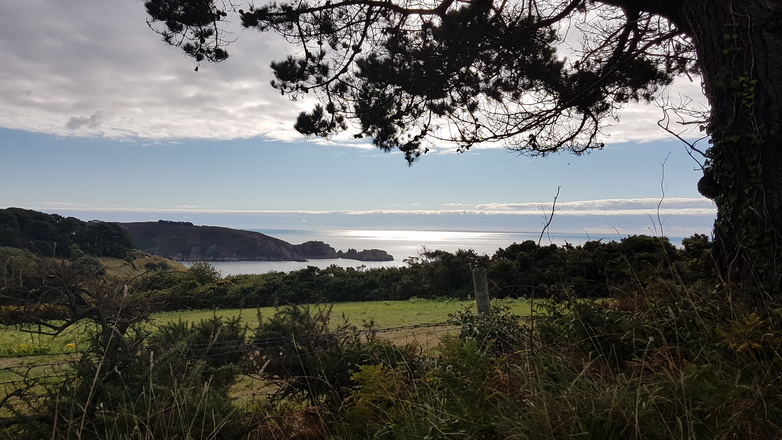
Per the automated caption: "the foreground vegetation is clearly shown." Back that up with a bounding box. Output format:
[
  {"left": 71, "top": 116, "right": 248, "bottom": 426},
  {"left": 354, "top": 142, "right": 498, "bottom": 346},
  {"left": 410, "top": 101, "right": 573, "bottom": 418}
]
[
  {"left": 0, "top": 298, "right": 531, "bottom": 357},
  {"left": 1, "top": 230, "right": 780, "bottom": 439}
]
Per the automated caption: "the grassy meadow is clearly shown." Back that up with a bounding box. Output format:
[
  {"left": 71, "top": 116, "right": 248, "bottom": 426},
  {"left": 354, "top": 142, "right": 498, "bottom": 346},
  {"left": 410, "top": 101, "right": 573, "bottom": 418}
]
[
  {"left": 0, "top": 297, "right": 533, "bottom": 419},
  {"left": 153, "top": 297, "right": 533, "bottom": 329},
  {"left": 1, "top": 297, "right": 534, "bottom": 357}
]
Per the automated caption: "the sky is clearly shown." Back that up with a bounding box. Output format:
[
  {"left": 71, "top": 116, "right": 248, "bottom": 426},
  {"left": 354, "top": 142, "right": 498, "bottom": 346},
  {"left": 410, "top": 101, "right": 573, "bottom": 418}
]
[{"left": 0, "top": 1, "right": 716, "bottom": 243}]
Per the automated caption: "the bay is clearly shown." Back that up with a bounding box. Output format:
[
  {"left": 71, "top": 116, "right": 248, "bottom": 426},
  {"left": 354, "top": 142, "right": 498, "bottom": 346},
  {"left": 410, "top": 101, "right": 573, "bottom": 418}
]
[{"left": 184, "top": 228, "right": 619, "bottom": 276}]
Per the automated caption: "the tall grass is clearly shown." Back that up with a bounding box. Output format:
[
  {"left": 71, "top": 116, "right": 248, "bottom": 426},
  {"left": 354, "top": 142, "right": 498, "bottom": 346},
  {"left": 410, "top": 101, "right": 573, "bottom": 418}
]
[
  {"left": 6, "top": 284, "right": 782, "bottom": 439},
  {"left": 329, "top": 282, "right": 782, "bottom": 440},
  {"left": 3, "top": 254, "right": 781, "bottom": 439}
]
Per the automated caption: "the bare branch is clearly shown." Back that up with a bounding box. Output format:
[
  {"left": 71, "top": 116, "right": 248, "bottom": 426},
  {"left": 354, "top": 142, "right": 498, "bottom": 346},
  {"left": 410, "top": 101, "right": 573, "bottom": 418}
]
[{"left": 538, "top": 186, "right": 561, "bottom": 246}]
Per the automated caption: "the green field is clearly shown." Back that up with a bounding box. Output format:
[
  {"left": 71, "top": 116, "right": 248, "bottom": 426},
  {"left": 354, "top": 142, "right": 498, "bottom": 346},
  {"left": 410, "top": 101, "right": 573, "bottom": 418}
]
[
  {"left": 0, "top": 298, "right": 534, "bottom": 357},
  {"left": 154, "top": 297, "right": 533, "bottom": 329},
  {"left": 0, "top": 298, "right": 533, "bottom": 412}
]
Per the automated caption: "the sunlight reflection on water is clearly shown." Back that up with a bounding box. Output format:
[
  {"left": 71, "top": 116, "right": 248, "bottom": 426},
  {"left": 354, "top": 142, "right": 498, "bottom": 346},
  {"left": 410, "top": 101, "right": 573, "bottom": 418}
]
[
  {"left": 342, "top": 229, "right": 494, "bottom": 242},
  {"left": 185, "top": 228, "right": 602, "bottom": 275}
]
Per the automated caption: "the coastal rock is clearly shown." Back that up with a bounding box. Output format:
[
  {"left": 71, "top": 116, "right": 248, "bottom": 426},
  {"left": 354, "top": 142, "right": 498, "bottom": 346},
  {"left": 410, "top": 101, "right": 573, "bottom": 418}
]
[
  {"left": 337, "top": 248, "right": 394, "bottom": 261},
  {"left": 292, "top": 241, "right": 339, "bottom": 259}
]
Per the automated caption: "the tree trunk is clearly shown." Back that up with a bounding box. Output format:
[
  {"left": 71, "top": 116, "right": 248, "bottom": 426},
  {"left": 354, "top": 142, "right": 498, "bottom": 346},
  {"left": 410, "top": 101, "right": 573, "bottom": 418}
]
[{"left": 684, "top": 0, "right": 782, "bottom": 290}]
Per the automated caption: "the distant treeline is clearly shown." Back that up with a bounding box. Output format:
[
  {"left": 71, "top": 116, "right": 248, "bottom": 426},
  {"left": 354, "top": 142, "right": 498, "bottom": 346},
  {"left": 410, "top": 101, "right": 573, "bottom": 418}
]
[
  {"left": 138, "top": 234, "right": 715, "bottom": 310},
  {"left": 0, "top": 208, "right": 133, "bottom": 259}
]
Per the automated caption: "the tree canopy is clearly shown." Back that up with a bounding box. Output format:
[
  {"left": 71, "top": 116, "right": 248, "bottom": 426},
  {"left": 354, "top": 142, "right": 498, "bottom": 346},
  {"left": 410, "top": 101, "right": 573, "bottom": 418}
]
[
  {"left": 145, "top": 0, "right": 695, "bottom": 161},
  {"left": 144, "top": 0, "right": 782, "bottom": 289},
  {"left": 0, "top": 208, "right": 134, "bottom": 259}
]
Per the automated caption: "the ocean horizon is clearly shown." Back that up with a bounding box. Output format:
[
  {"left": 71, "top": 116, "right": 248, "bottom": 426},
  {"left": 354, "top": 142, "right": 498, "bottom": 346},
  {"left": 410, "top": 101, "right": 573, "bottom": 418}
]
[{"left": 182, "top": 228, "right": 692, "bottom": 276}]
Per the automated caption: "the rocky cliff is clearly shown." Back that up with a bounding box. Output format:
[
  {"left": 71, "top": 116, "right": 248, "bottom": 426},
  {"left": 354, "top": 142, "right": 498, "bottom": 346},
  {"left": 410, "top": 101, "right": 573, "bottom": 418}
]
[
  {"left": 118, "top": 221, "right": 393, "bottom": 262},
  {"left": 338, "top": 248, "right": 394, "bottom": 261}
]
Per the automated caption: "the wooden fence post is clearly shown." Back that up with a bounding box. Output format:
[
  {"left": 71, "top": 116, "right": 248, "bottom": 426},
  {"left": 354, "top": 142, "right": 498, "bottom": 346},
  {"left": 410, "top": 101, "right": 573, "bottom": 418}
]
[{"left": 472, "top": 267, "right": 491, "bottom": 315}]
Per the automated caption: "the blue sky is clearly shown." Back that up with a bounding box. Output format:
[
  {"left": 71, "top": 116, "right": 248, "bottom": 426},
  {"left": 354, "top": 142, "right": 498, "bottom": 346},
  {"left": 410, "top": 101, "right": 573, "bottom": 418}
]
[{"left": 0, "top": 1, "right": 715, "bottom": 241}]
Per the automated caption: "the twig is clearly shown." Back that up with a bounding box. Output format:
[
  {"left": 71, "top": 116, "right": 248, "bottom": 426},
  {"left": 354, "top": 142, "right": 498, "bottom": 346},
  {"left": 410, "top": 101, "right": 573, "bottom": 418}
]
[
  {"left": 655, "top": 153, "right": 671, "bottom": 237},
  {"left": 655, "top": 95, "right": 709, "bottom": 170},
  {"left": 538, "top": 186, "right": 561, "bottom": 246}
]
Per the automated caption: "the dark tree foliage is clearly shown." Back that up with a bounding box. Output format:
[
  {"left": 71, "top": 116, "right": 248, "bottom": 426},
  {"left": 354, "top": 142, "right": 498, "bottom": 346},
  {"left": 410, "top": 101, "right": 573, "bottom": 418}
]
[
  {"left": 144, "top": 0, "right": 229, "bottom": 64},
  {"left": 150, "top": 0, "right": 689, "bottom": 159},
  {"left": 145, "top": 0, "right": 782, "bottom": 289},
  {"left": 0, "top": 208, "right": 78, "bottom": 258},
  {"left": 76, "top": 222, "right": 134, "bottom": 258},
  {"left": 0, "top": 208, "right": 134, "bottom": 259}
]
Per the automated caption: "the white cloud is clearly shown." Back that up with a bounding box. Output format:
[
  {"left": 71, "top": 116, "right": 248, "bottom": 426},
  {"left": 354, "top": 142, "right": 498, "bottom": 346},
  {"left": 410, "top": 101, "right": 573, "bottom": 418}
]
[
  {"left": 604, "top": 78, "right": 708, "bottom": 144},
  {"left": 29, "top": 196, "right": 714, "bottom": 218},
  {"left": 475, "top": 197, "right": 715, "bottom": 216},
  {"left": 40, "top": 201, "right": 89, "bottom": 208},
  {"left": 65, "top": 112, "right": 104, "bottom": 130},
  {"left": 0, "top": 1, "right": 311, "bottom": 141},
  {"left": 0, "top": 1, "right": 708, "bottom": 149}
]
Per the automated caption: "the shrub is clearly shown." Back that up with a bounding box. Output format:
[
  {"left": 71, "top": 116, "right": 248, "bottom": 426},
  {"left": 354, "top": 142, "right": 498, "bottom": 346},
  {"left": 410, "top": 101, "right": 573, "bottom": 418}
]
[
  {"left": 149, "top": 314, "right": 251, "bottom": 374},
  {"left": 448, "top": 305, "right": 528, "bottom": 355},
  {"left": 251, "top": 304, "right": 418, "bottom": 406},
  {"left": 70, "top": 255, "right": 106, "bottom": 278},
  {"left": 44, "top": 315, "right": 251, "bottom": 440},
  {"left": 187, "top": 261, "right": 221, "bottom": 285}
]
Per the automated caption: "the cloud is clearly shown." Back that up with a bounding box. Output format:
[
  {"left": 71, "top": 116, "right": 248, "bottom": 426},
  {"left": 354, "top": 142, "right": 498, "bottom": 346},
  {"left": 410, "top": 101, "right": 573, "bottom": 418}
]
[
  {"left": 604, "top": 78, "right": 708, "bottom": 144},
  {"left": 0, "top": 2, "right": 707, "bottom": 150},
  {"left": 164, "top": 204, "right": 213, "bottom": 209},
  {"left": 40, "top": 201, "right": 89, "bottom": 208},
  {"left": 0, "top": 1, "right": 310, "bottom": 141},
  {"left": 474, "top": 197, "right": 715, "bottom": 216},
  {"left": 36, "top": 200, "right": 715, "bottom": 240},
  {"left": 29, "top": 197, "right": 714, "bottom": 218},
  {"left": 475, "top": 197, "right": 717, "bottom": 216},
  {"left": 65, "top": 112, "right": 103, "bottom": 130}
]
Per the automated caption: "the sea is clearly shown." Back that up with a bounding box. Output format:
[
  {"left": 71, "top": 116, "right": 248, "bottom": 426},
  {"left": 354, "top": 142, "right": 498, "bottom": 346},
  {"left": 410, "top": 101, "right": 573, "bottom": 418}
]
[{"left": 182, "top": 228, "right": 682, "bottom": 276}]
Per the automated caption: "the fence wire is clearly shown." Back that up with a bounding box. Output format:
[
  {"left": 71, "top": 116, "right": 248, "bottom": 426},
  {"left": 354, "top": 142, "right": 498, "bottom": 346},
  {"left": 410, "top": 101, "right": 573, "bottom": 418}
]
[{"left": 0, "top": 320, "right": 457, "bottom": 396}]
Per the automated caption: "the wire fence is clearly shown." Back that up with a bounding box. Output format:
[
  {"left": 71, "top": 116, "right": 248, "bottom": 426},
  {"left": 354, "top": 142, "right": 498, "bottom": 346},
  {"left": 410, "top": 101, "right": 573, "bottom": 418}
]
[{"left": 0, "top": 321, "right": 458, "bottom": 398}]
